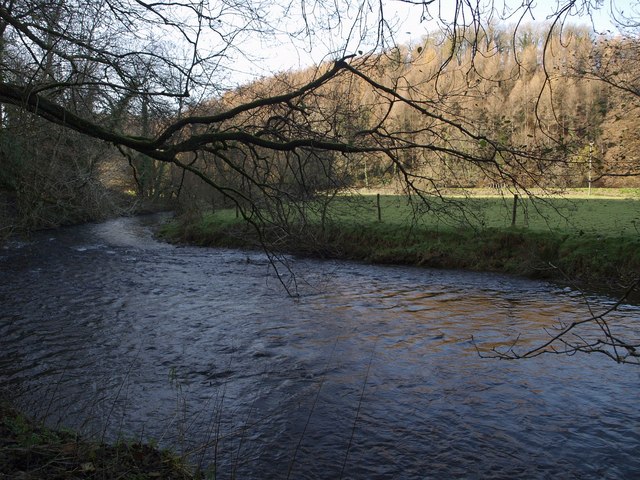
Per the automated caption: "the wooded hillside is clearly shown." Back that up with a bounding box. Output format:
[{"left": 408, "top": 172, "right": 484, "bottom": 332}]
[
  {"left": 1, "top": 4, "right": 638, "bottom": 233},
  {"left": 195, "top": 23, "right": 639, "bottom": 197}
]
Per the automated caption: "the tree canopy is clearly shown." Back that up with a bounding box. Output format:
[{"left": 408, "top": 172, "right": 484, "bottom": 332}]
[{"left": 1, "top": 1, "right": 638, "bottom": 204}]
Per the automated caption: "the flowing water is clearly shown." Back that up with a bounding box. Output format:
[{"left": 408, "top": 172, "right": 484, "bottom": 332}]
[{"left": 0, "top": 215, "right": 639, "bottom": 479}]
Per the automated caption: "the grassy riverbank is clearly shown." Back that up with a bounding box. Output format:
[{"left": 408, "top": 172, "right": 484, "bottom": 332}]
[
  {"left": 0, "top": 400, "right": 197, "bottom": 479},
  {"left": 160, "top": 189, "right": 640, "bottom": 294}
]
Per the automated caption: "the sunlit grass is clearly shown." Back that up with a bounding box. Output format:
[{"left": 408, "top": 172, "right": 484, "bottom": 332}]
[{"left": 320, "top": 192, "right": 640, "bottom": 238}]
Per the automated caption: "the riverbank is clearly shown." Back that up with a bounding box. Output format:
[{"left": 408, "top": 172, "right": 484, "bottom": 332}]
[
  {"left": 0, "top": 400, "right": 197, "bottom": 479},
  {"left": 159, "top": 192, "right": 640, "bottom": 298}
]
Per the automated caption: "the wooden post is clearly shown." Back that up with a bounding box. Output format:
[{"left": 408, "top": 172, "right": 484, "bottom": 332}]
[
  {"left": 377, "top": 193, "right": 382, "bottom": 222},
  {"left": 235, "top": 205, "right": 239, "bottom": 218},
  {"left": 511, "top": 194, "right": 518, "bottom": 227},
  {"left": 588, "top": 141, "right": 593, "bottom": 196},
  {"left": 364, "top": 160, "right": 369, "bottom": 189}
]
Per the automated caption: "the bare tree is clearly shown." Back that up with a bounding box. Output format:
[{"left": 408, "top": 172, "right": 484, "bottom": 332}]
[
  {"left": 0, "top": 1, "right": 527, "bottom": 234},
  {"left": 0, "top": 0, "right": 638, "bottom": 359}
]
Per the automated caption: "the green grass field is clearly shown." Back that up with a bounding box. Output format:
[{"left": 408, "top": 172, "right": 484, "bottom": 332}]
[{"left": 329, "top": 193, "right": 640, "bottom": 237}]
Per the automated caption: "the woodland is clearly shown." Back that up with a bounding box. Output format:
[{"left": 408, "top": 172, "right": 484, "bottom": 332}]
[{"left": 0, "top": 1, "right": 638, "bottom": 234}]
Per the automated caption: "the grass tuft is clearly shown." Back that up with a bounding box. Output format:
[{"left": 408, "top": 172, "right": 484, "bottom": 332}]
[{"left": 0, "top": 400, "right": 197, "bottom": 479}]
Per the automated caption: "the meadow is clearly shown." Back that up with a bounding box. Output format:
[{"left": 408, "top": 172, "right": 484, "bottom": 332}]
[{"left": 332, "top": 189, "right": 640, "bottom": 236}]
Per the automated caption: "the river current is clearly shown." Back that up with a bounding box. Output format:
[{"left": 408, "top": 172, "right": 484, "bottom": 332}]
[{"left": 0, "top": 215, "right": 639, "bottom": 479}]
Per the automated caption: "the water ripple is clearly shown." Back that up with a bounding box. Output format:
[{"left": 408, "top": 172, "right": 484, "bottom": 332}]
[{"left": 1, "top": 215, "right": 639, "bottom": 478}]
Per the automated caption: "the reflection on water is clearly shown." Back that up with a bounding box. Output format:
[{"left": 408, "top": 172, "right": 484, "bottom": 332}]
[{"left": 1, "top": 216, "right": 639, "bottom": 479}]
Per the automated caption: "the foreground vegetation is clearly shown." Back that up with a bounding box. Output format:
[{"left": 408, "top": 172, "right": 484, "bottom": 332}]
[
  {"left": 0, "top": 400, "right": 198, "bottom": 480},
  {"left": 160, "top": 190, "right": 640, "bottom": 295}
]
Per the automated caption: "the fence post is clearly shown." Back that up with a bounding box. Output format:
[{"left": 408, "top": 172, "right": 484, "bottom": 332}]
[
  {"left": 511, "top": 194, "right": 518, "bottom": 227},
  {"left": 377, "top": 193, "right": 382, "bottom": 222}
]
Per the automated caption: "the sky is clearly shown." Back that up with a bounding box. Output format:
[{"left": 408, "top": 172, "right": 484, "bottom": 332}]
[
  {"left": 393, "top": 0, "right": 630, "bottom": 43},
  {"left": 221, "top": 0, "right": 639, "bottom": 85}
]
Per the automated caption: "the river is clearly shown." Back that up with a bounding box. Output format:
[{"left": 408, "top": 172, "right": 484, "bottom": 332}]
[{"left": 0, "top": 215, "right": 639, "bottom": 479}]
